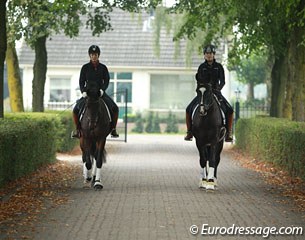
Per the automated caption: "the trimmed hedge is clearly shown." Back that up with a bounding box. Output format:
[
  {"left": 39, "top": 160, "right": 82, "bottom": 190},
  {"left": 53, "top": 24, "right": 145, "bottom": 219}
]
[
  {"left": 0, "top": 112, "right": 77, "bottom": 187},
  {"left": 235, "top": 117, "right": 305, "bottom": 180},
  {"left": 46, "top": 110, "right": 77, "bottom": 152}
]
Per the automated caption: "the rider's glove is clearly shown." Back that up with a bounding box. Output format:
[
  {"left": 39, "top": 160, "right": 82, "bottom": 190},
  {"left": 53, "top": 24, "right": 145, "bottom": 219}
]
[
  {"left": 100, "top": 89, "right": 104, "bottom": 97},
  {"left": 82, "top": 92, "right": 87, "bottom": 98}
]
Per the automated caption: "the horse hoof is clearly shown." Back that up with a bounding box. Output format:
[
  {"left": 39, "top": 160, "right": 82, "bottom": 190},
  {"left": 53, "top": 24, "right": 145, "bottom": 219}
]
[
  {"left": 83, "top": 178, "right": 92, "bottom": 188},
  {"left": 205, "top": 180, "right": 215, "bottom": 191},
  {"left": 94, "top": 181, "right": 103, "bottom": 190},
  {"left": 199, "top": 179, "right": 207, "bottom": 189}
]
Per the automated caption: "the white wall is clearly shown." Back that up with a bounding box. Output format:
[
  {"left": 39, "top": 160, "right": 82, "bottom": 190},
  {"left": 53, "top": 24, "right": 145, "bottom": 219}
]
[{"left": 132, "top": 71, "right": 150, "bottom": 112}]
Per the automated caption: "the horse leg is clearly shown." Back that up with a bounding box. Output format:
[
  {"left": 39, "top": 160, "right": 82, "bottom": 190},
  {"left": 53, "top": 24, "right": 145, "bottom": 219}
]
[
  {"left": 206, "top": 145, "right": 217, "bottom": 190},
  {"left": 82, "top": 150, "right": 92, "bottom": 188},
  {"left": 93, "top": 140, "right": 106, "bottom": 190},
  {"left": 214, "top": 141, "right": 224, "bottom": 186},
  {"left": 197, "top": 142, "right": 208, "bottom": 189}
]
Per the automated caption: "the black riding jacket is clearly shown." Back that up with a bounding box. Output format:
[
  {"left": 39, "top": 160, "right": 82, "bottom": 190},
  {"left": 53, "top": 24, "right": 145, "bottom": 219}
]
[
  {"left": 79, "top": 61, "right": 110, "bottom": 93},
  {"left": 195, "top": 59, "right": 225, "bottom": 93}
]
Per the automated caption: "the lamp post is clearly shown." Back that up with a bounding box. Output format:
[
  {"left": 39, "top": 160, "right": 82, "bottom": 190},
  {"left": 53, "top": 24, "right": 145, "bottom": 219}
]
[{"left": 234, "top": 88, "right": 241, "bottom": 125}]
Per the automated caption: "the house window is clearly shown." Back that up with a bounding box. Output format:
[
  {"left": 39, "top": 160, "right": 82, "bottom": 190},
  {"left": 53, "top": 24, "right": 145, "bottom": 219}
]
[
  {"left": 106, "top": 72, "right": 132, "bottom": 103},
  {"left": 49, "top": 77, "right": 71, "bottom": 102},
  {"left": 150, "top": 74, "right": 195, "bottom": 110}
]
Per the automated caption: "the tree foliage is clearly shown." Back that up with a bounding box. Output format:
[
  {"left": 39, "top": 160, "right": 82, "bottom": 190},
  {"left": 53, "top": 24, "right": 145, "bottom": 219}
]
[
  {"left": 6, "top": 0, "right": 159, "bottom": 112},
  {"left": 165, "top": 0, "right": 305, "bottom": 121}
]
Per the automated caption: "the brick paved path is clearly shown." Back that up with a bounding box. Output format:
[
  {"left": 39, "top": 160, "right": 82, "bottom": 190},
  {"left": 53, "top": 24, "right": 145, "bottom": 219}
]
[{"left": 5, "top": 135, "right": 305, "bottom": 239}]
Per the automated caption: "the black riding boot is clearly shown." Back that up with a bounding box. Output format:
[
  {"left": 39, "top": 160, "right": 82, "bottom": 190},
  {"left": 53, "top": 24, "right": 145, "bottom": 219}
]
[
  {"left": 225, "top": 112, "right": 234, "bottom": 142},
  {"left": 71, "top": 113, "right": 81, "bottom": 139},
  {"left": 184, "top": 112, "right": 193, "bottom": 141},
  {"left": 111, "top": 111, "right": 119, "bottom": 138}
]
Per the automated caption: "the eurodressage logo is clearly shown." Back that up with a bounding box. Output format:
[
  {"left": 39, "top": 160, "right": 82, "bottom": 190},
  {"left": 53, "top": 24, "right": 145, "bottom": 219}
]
[{"left": 189, "top": 224, "right": 303, "bottom": 238}]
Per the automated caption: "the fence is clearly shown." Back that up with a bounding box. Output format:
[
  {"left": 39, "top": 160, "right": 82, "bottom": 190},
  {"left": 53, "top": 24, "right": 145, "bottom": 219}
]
[{"left": 234, "top": 100, "right": 270, "bottom": 124}]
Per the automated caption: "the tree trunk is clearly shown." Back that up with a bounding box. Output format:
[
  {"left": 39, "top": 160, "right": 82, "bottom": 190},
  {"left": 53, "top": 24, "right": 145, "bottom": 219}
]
[
  {"left": 6, "top": 42, "right": 24, "bottom": 112},
  {"left": 247, "top": 82, "right": 254, "bottom": 101},
  {"left": 283, "top": 39, "right": 295, "bottom": 120},
  {"left": 270, "top": 56, "right": 287, "bottom": 117},
  {"left": 291, "top": 1, "right": 305, "bottom": 121},
  {"left": 0, "top": 0, "right": 7, "bottom": 118},
  {"left": 32, "top": 36, "right": 47, "bottom": 112}
]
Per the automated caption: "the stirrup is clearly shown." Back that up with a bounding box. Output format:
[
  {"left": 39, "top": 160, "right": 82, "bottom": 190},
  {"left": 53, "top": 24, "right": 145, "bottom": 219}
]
[
  {"left": 184, "top": 131, "right": 193, "bottom": 141},
  {"left": 225, "top": 132, "right": 233, "bottom": 142},
  {"left": 71, "top": 129, "right": 80, "bottom": 139},
  {"left": 111, "top": 128, "right": 119, "bottom": 138}
]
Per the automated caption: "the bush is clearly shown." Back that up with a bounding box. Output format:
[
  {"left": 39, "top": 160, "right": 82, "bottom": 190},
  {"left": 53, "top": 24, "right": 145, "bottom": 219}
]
[
  {"left": 145, "top": 112, "right": 161, "bottom": 133},
  {"left": 165, "top": 111, "right": 179, "bottom": 133},
  {"left": 235, "top": 117, "right": 305, "bottom": 180},
  {"left": 132, "top": 112, "right": 144, "bottom": 133},
  {"left": 0, "top": 113, "right": 58, "bottom": 186}
]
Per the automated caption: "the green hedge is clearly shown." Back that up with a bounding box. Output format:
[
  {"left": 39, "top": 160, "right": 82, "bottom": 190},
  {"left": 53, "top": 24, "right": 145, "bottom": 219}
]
[
  {"left": 235, "top": 117, "right": 305, "bottom": 180},
  {"left": 46, "top": 110, "right": 77, "bottom": 152},
  {"left": 0, "top": 112, "right": 77, "bottom": 187}
]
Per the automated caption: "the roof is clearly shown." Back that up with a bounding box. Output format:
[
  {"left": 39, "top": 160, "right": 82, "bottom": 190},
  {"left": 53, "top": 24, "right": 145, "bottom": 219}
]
[{"left": 19, "top": 8, "right": 223, "bottom": 69}]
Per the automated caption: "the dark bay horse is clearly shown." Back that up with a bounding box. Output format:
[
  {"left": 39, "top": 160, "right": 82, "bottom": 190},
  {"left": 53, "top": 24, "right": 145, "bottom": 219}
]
[
  {"left": 192, "top": 83, "right": 226, "bottom": 190},
  {"left": 80, "top": 83, "right": 111, "bottom": 190}
]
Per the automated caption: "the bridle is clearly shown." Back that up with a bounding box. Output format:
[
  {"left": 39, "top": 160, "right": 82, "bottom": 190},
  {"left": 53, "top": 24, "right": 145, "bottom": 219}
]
[{"left": 198, "top": 84, "right": 214, "bottom": 116}]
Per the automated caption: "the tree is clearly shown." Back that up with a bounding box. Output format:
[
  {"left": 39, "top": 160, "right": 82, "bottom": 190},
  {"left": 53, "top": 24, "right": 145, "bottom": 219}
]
[
  {"left": 232, "top": 52, "right": 268, "bottom": 101},
  {"left": 165, "top": 0, "right": 305, "bottom": 121},
  {"left": 5, "top": 42, "right": 24, "bottom": 112},
  {"left": 7, "top": 0, "right": 160, "bottom": 112},
  {"left": 0, "top": 0, "right": 7, "bottom": 118}
]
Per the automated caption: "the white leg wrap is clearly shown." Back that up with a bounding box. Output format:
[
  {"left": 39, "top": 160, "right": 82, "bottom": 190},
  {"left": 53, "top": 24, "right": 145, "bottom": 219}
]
[
  {"left": 95, "top": 168, "right": 102, "bottom": 182},
  {"left": 200, "top": 167, "right": 207, "bottom": 179},
  {"left": 92, "top": 160, "right": 97, "bottom": 177},
  {"left": 207, "top": 167, "right": 215, "bottom": 180},
  {"left": 83, "top": 162, "right": 92, "bottom": 179}
]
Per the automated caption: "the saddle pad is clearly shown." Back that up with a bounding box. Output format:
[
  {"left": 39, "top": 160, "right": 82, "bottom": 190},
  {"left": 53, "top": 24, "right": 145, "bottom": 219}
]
[{"left": 101, "top": 99, "right": 112, "bottom": 122}]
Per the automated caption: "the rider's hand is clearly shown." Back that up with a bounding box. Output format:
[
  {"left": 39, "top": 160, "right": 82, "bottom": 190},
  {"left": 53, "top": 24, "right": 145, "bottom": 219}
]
[
  {"left": 100, "top": 89, "right": 104, "bottom": 97},
  {"left": 82, "top": 92, "right": 87, "bottom": 98}
]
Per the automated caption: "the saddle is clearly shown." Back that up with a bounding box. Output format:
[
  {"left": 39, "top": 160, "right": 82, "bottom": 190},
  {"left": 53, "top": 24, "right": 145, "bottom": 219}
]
[{"left": 79, "top": 98, "right": 112, "bottom": 123}]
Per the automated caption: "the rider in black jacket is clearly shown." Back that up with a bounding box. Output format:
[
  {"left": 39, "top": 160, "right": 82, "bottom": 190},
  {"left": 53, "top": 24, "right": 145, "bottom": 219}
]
[
  {"left": 71, "top": 45, "right": 119, "bottom": 138},
  {"left": 185, "top": 44, "right": 234, "bottom": 142}
]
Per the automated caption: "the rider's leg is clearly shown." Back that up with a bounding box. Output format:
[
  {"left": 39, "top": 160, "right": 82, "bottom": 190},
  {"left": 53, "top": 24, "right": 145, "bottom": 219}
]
[
  {"left": 184, "top": 112, "right": 193, "bottom": 141},
  {"left": 225, "top": 112, "right": 234, "bottom": 142},
  {"left": 111, "top": 109, "right": 119, "bottom": 138},
  {"left": 218, "top": 95, "right": 234, "bottom": 142},
  {"left": 71, "top": 105, "right": 81, "bottom": 138},
  {"left": 185, "top": 98, "right": 196, "bottom": 141}
]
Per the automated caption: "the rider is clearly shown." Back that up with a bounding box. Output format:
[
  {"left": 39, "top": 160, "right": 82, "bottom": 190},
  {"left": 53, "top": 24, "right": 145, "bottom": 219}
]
[
  {"left": 71, "top": 45, "right": 119, "bottom": 138},
  {"left": 184, "top": 44, "right": 234, "bottom": 142}
]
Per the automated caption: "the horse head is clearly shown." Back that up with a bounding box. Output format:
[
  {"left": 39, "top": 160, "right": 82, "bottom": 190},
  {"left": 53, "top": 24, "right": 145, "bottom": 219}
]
[
  {"left": 198, "top": 83, "right": 214, "bottom": 116},
  {"left": 85, "top": 83, "right": 101, "bottom": 130}
]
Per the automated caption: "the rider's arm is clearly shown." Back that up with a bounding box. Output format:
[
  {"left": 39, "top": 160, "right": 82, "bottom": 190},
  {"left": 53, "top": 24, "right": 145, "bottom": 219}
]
[
  {"left": 100, "top": 64, "right": 110, "bottom": 91},
  {"left": 218, "top": 63, "right": 225, "bottom": 90},
  {"left": 79, "top": 64, "right": 87, "bottom": 93}
]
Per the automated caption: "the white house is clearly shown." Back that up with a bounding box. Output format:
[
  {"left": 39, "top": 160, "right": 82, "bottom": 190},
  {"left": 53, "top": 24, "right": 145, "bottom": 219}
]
[{"left": 19, "top": 9, "right": 232, "bottom": 117}]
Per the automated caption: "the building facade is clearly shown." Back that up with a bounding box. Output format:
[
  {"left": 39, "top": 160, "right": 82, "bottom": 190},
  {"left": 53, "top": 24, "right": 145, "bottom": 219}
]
[{"left": 19, "top": 9, "right": 231, "bottom": 116}]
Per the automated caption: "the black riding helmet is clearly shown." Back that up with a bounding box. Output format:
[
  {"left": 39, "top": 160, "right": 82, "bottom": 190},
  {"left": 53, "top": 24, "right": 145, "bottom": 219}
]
[
  {"left": 203, "top": 44, "right": 216, "bottom": 54},
  {"left": 88, "top": 45, "right": 100, "bottom": 56}
]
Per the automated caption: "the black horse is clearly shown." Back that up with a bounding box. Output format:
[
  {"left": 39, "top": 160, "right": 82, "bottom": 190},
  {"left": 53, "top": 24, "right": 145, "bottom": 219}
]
[
  {"left": 80, "top": 83, "right": 111, "bottom": 190},
  {"left": 192, "top": 83, "right": 226, "bottom": 190}
]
